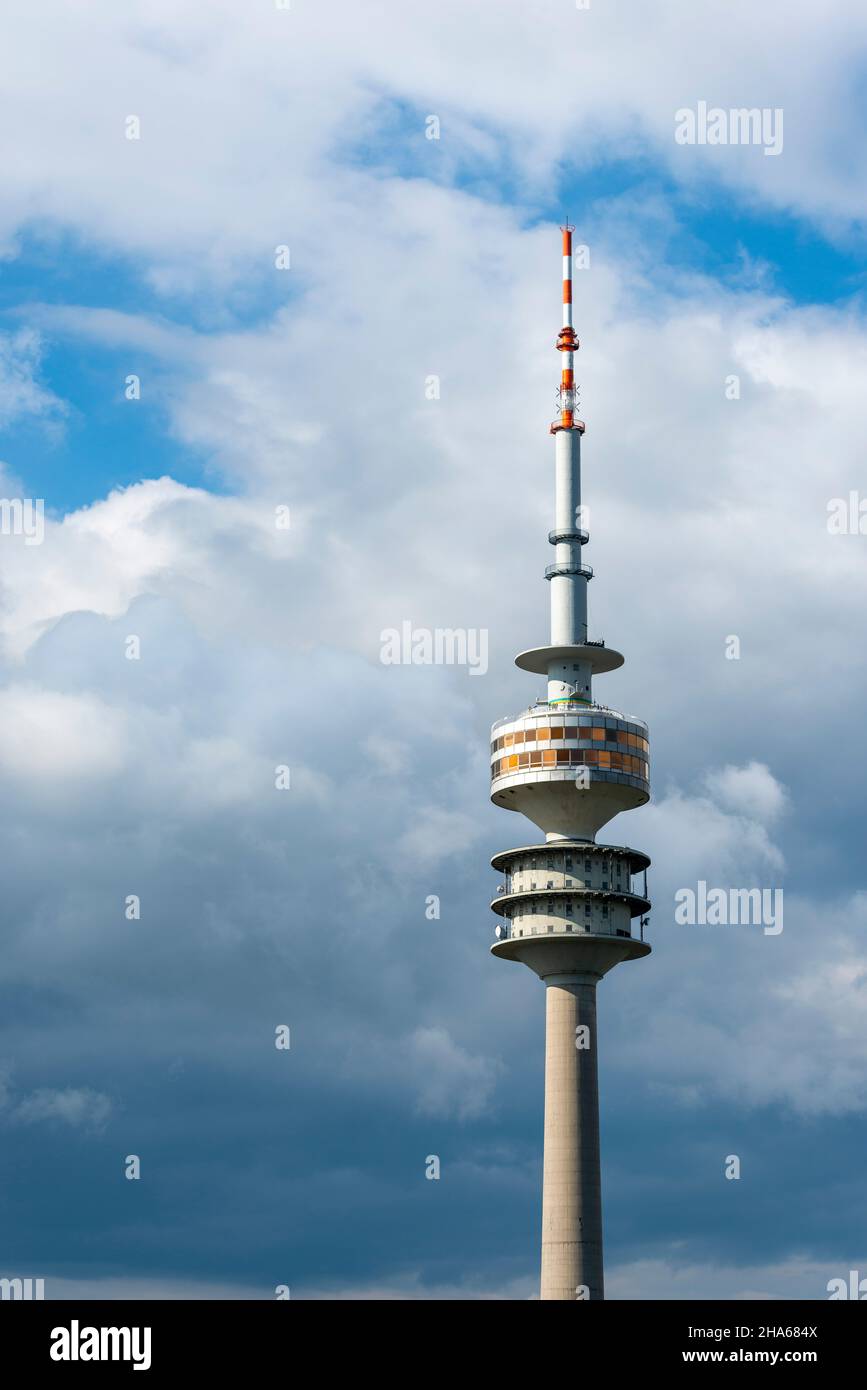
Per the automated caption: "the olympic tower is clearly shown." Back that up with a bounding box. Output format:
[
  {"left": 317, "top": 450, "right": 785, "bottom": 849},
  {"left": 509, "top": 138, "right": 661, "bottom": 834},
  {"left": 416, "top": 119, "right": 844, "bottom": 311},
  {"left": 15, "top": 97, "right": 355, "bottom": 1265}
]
[{"left": 489, "top": 228, "right": 652, "bottom": 1301}]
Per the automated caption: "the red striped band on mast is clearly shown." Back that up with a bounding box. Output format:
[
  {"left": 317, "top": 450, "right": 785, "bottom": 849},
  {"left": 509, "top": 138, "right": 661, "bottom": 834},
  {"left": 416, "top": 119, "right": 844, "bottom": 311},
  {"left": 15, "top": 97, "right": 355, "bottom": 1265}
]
[{"left": 556, "top": 225, "right": 578, "bottom": 430}]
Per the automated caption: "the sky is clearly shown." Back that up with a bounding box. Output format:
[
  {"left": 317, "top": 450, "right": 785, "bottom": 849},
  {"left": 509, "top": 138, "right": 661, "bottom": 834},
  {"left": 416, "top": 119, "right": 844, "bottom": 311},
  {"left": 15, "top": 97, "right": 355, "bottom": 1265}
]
[{"left": 1, "top": 0, "right": 866, "bottom": 1300}]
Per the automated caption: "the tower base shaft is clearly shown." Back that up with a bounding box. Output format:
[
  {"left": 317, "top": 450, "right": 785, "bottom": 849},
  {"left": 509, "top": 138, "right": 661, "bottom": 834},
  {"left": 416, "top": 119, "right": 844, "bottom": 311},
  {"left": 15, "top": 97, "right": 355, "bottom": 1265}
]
[{"left": 540, "top": 975, "right": 603, "bottom": 1300}]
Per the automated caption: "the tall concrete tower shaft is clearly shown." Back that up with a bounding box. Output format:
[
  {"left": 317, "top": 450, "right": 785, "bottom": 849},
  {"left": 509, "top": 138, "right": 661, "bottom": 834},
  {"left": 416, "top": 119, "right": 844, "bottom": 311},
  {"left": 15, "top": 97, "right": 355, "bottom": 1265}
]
[{"left": 489, "top": 227, "right": 651, "bottom": 1301}]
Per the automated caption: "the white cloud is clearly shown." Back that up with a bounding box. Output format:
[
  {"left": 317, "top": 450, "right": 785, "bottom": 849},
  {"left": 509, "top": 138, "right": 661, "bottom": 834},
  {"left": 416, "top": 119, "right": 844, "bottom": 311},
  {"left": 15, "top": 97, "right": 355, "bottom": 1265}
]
[
  {"left": 611, "top": 778, "right": 867, "bottom": 1115},
  {"left": 1, "top": 0, "right": 866, "bottom": 282},
  {"left": 640, "top": 768, "right": 787, "bottom": 883},
  {"left": 0, "top": 477, "right": 286, "bottom": 660},
  {"left": 0, "top": 686, "right": 127, "bottom": 779},
  {"left": 6, "top": 1085, "right": 111, "bottom": 1132},
  {"left": 607, "top": 1254, "right": 867, "bottom": 1301},
  {"left": 409, "top": 1026, "right": 501, "bottom": 1122},
  {"left": 0, "top": 328, "right": 64, "bottom": 430},
  {"left": 398, "top": 806, "right": 484, "bottom": 870},
  {"left": 703, "top": 762, "right": 788, "bottom": 823}
]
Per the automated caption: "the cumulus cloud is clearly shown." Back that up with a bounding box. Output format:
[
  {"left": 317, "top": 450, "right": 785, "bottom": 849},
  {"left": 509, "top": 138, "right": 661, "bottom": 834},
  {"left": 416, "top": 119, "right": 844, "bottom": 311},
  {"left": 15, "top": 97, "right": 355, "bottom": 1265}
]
[
  {"left": 0, "top": 685, "right": 127, "bottom": 780},
  {"left": 703, "top": 762, "right": 788, "bottom": 823},
  {"left": 397, "top": 807, "right": 484, "bottom": 870},
  {"left": 409, "top": 1026, "right": 501, "bottom": 1122},
  {"left": 1, "top": 1080, "right": 111, "bottom": 1132},
  {"left": 639, "top": 767, "right": 787, "bottom": 882},
  {"left": 1, "top": 0, "right": 866, "bottom": 278},
  {"left": 11, "top": 1086, "right": 112, "bottom": 1131},
  {"left": 0, "top": 477, "right": 289, "bottom": 660},
  {"left": 606, "top": 776, "right": 867, "bottom": 1116}
]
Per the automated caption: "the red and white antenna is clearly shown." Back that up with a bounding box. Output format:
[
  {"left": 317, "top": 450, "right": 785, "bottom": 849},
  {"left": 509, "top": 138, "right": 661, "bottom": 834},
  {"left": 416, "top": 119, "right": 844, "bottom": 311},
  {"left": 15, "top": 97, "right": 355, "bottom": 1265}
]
[{"left": 552, "top": 225, "right": 583, "bottom": 434}]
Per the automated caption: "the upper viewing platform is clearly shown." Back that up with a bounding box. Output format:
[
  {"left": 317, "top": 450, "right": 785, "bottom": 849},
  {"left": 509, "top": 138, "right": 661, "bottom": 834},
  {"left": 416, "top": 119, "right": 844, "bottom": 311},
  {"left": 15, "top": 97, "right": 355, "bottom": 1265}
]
[
  {"left": 490, "top": 700, "right": 650, "bottom": 841},
  {"left": 492, "top": 700, "right": 648, "bottom": 736}
]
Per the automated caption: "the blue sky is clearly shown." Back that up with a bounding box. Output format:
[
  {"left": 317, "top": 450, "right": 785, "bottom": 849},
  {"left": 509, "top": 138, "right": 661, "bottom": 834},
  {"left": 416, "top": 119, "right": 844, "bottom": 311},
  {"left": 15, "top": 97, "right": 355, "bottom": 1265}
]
[{"left": 1, "top": 0, "right": 867, "bottom": 1300}]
